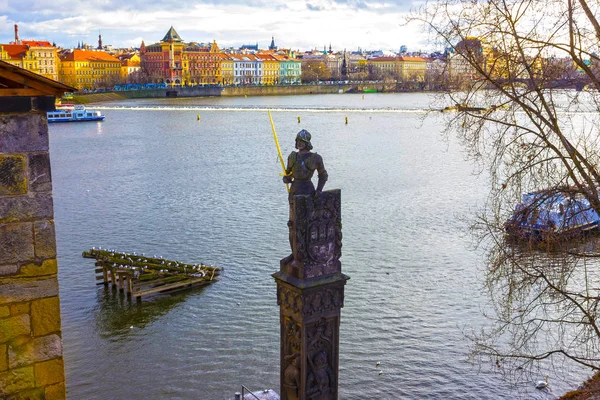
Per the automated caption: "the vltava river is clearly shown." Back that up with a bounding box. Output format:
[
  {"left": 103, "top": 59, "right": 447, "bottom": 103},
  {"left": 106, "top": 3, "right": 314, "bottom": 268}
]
[{"left": 49, "top": 93, "right": 574, "bottom": 399}]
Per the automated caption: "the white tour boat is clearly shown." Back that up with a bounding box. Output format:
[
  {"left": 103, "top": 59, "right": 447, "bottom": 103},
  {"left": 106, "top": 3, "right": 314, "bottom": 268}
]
[{"left": 47, "top": 104, "right": 105, "bottom": 123}]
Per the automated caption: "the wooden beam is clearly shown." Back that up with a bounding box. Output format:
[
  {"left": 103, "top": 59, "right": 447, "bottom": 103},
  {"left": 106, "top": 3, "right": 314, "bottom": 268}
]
[
  {"left": 0, "top": 68, "right": 67, "bottom": 96},
  {"left": 0, "top": 88, "right": 47, "bottom": 97}
]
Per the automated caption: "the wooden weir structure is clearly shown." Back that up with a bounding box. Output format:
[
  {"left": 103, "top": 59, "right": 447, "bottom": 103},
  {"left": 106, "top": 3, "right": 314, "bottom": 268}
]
[{"left": 83, "top": 248, "right": 221, "bottom": 299}]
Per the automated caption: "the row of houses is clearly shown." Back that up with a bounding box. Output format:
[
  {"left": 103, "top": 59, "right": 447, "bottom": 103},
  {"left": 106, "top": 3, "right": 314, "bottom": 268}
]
[
  {"left": 140, "top": 28, "right": 302, "bottom": 86},
  {"left": 1, "top": 25, "right": 434, "bottom": 90}
]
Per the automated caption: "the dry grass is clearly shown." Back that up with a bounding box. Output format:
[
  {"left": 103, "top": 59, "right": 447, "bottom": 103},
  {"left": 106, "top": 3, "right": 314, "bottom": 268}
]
[{"left": 561, "top": 372, "right": 600, "bottom": 399}]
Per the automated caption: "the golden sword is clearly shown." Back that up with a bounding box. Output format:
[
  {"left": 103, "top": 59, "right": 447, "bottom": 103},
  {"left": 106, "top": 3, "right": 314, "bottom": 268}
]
[{"left": 268, "top": 110, "right": 290, "bottom": 193}]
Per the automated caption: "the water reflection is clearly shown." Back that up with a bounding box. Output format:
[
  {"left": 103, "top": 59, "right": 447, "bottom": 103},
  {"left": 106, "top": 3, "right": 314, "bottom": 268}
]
[
  {"left": 93, "top": 285, "right": 206, "bottom": 339},
  {"left": 471, "top": 235, "right": 600, "bottom": 388}
]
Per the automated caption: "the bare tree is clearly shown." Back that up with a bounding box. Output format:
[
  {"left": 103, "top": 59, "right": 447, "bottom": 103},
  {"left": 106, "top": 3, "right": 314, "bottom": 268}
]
[
  {"left": 301, "top": 60, "right": 331, "bottom": 83},
  {"left": 412, "top": 0, "right": 600, "bottom": 379}
]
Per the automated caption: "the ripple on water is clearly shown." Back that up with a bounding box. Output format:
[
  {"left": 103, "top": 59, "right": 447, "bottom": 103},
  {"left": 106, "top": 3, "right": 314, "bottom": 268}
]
[{"left": 49, "top": 94, "right": 584, "bottom": 399}]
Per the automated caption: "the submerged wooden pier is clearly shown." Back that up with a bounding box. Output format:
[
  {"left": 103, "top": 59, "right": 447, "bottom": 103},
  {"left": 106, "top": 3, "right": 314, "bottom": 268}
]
[{"left": 82, "top": 248, "right": 221, "bottom": 299}]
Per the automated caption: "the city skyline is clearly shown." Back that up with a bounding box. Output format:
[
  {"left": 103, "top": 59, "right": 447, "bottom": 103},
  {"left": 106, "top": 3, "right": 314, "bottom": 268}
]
[{"left": 1, "top": 0, "right": 427, "bottom": 52}]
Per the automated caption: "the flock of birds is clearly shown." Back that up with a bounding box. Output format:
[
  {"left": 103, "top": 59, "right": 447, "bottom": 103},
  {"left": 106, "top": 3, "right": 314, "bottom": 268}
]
[{"left": 90, "top": 246, "right": 213, "bottom": 277}]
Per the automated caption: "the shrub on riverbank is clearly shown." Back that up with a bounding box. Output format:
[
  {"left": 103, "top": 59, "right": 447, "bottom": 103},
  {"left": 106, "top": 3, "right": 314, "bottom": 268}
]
[{"left": 560, "top": 372, "right": 600, "bottom": 399}]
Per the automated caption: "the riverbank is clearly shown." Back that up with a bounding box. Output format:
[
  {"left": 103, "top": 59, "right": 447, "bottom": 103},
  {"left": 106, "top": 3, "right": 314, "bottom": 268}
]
[
  {"left": 561, "top": 372, "right": 600, "bottom": 399},
  {"left": 70, "top": 82, "right": 413, "bottom": 104}
]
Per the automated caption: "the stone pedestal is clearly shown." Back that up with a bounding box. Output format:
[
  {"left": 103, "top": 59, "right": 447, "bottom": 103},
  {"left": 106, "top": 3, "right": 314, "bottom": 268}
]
[
  {"left": 273, "top": 190, "right": 349, "bottom": 400},
  {"left": 0, "top": 110, "right": 65, "bottom": 399}
]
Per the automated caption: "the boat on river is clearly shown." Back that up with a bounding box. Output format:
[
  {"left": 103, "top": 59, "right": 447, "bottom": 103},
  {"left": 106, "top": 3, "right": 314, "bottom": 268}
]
[
  {"left": 47, "top": 104, "right": 105, "bottom": 123},
  {"left": 505, "top": 190, "right": 600, "bottom": 240}
]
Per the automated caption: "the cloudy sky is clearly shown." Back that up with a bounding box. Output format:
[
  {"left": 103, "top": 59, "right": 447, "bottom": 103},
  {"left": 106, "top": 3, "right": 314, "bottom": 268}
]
[{"left": 1, "top": 0, "right": 430, "bottom": 52}]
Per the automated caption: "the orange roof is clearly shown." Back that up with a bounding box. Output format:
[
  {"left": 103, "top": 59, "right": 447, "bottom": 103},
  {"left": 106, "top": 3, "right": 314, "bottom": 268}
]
[
  {"left": 256, "top": 53, "right": 278, "bottom": 61},
  {"left": 228, "top": 53, "right": 259, "bottom": 61},
  {"left": 60, "top": 49, "right": 120, "bottom": 62},
  {"left": 399, "top": 56, "right": 427, "bottom": 62},
  {"left": 21, "top": 40, "right": 53, "bottom": 47},
  {"left": 369, "top": 56, "right": 400, "bottom": 61},
  {"left": 2, "top": 44, "right": 29, "bottom": 59}
]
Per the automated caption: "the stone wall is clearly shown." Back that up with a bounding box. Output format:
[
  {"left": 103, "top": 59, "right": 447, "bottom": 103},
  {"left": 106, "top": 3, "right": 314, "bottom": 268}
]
[
  {"left": 0, "top": 112, "right": 65, "bottom": 399},
  {"left": 71, "top": 83, "right": 376, "bottom": 103}
]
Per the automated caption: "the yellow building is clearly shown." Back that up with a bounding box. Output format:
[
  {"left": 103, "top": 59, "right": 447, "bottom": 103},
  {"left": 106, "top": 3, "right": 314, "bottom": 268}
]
[
  {"left": 220, "top": 53, "right": 234, "bottom": 85},
  {"left": 119, "top": 53, "right": 140, "bottom": 79},
  {"left": 59, "top": 49, "right": 121, "bottom": 90},
  {"left": 0, "top": 41, "right": 59, "bottom": 80},
  {"left": 368, "top": 57, "right": 400, "bottom": 77},
  {"left": 368, "top": 56, "right": 427, "bottom": 81},
  {"left": 399, "top": 56, "right": 427, "bottom": 81},
  {"left": 257, "top": 53, "right": 280, "bottom": 84},
  {"left": 182, "top": 40, "right": 222, "bottom": 85}
]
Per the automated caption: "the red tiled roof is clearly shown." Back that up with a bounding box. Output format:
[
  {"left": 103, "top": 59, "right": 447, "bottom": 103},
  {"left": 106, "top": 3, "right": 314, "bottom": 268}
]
[
  {"left": 2, "top": 44, "right": 28, "bottom": 59},
  {"left": 369, "top": 56, "right": 400, "bottom": 61},
  {"left": 60, "top": 49, "right": 120, "bottom": 62},
  {"left": 399, "top": 56, "right": 427, "bottom": 62},
  {"left": 256, "top": 53, "right": 277, "bottom": 61},
  {"left": 21, "top": 40, "right": 53, "bottom": 47}
]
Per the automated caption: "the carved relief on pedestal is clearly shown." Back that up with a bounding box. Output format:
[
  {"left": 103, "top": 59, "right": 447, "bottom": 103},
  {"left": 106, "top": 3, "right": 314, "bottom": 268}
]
[
  {"left": 282, "top": 317, "right": 302, "bottom": 399},
  {"left": 301, "top": 288, "right": 344, "bottom": 316},
  {"left": 294, "top": 192, "right": 342, "bottom": 277},
  {"left": 305, "top": 318, "right": 336, "bottom": 399},
  {"left": 278, "top": 285, "right": 302, "bottom": 315}
]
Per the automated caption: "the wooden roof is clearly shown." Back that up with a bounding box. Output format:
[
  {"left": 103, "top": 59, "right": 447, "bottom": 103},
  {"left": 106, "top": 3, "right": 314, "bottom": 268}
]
[{"left": 0, "top": 59, "right": 74, "bottom": 97}]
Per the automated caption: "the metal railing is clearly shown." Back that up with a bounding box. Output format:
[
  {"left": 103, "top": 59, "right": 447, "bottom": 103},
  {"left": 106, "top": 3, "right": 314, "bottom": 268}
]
[{"left": 233, "top": 385, "right": 264, "bottom": 400}]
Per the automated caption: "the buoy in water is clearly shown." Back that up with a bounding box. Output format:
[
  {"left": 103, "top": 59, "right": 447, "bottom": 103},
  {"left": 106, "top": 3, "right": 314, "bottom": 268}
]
[
  {"left": 197, "top": 114, "right": 200, "bottom": 121},
  {"left": 345, "top": 116, "right": 348, "bottom": 124},
  {"left": 362, "top": 94, "right": 364, "bottom": 99},
  {"left": 298, "top": 116, "right": 301, "bottom": 123}
]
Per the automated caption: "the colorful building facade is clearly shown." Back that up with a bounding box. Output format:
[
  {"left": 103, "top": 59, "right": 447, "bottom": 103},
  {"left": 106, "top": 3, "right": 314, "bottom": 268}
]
[
  {"left": 58, "top": 49, "right": 121, "bottom": 90},
  {"left": 220, "top": 54, "right": 234, "bottom": 85},
  {"left": 119, "top": 53, "right": 141, "bottom": 79},
  {"left": 0, "top": 41, "right": 59, "bottom": 81},
  {"left": 257, "top": 53, "right": 279, "bottom": 85},
  {"left": 140, "top": 26, "right": 185, "bottom": 85},
  {"left": 368, "top": 56, "right": 427, "bottom": 81},
  {"left": 182, "top": 41, "right": 221, "bottom": 85}
]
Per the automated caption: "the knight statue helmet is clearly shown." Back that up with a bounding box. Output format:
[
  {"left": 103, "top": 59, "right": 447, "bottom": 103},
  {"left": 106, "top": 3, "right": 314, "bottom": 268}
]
[{"left": 295, "top": 129, "right": 313, "bottom": 151}]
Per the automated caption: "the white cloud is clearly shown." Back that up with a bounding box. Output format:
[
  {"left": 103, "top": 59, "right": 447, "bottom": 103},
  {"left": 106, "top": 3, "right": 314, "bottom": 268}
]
[{"left": 0, "top": 0, "right": 428, "bottom": 51}]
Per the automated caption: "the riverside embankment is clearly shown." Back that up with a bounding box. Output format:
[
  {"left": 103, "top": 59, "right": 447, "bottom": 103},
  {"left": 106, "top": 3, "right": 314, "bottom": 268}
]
[{"left": 71, "top": 82, "right": 397, "bottom": 103}]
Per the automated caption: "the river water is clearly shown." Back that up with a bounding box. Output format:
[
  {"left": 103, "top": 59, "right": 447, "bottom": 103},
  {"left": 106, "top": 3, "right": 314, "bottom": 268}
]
[{"left": 48, "top": 93, "right": 584, "bottom": 399}]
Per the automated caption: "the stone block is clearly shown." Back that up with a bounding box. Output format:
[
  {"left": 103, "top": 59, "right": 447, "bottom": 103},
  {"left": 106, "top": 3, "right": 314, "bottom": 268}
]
[
  {"left": 4, "top": 387, "right": 44, "bottom": 400},
  {"left": 31, "top": 297, "right": 61, "bottom": 336},
  {"left": 34, "top": 221, "right": 56, "bottom": 259},
  {"left": 45, "top": 382, "right": 66, "bottom": 400},
  {"left": 8, "top": 334, "right": 63, "bottom": 368},
  {"left": 0, "top": 265, "right": 19, "bottom": 277},
  {"left": 0, "top": 193, "right": 54, "bottom": 223},
  {"left": 18, "top": 259, "right": 57, "bottom": 278},
  {"left": 34, "top": 358, "right": 64, "bottom": 387},
  {"left": 0, "top": 344, "right": 6, "bottom": 372},
  {"left": 0, "top": 315, "right": 31, "bottom": 343},
  {"left": 0, "top": 114, "right": 48, "bottom": 154},
  {"left": 0, "top": 306, "right": 9, "bottom": 318},
  {"left": 9, "top": 303, "right": 29, "bottom": 316},
  {"left": 0, "top": 223, "right": 34, "bottom": 265},
  {"left": 0, "top": 366, "right": 35, "bottom": 396},
  {"left": 0, "top": 278, "right": 58, "bottom": 304},
  {"left": 0, "top": 155, "right": 27, "bottom": 196},
  {"left": 28, "top": 153, "right": 52, "bottom": 192}
]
